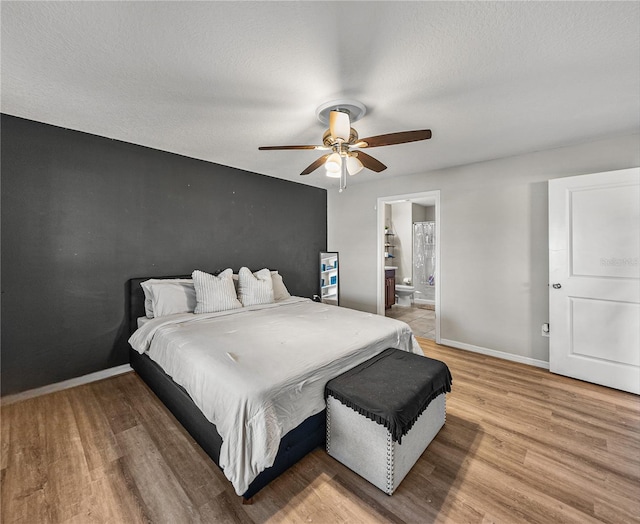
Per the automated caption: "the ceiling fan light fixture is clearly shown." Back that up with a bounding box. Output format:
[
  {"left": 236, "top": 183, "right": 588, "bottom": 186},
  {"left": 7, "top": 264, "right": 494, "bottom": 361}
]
[
  {"left": 329, "top": 110, "right": 351, "bottom": 142},
  {"left": 346, "top": 155, "right": 364, "bottom": 176},
  {"left": 325, "top": 152, "right": 342, "bottom": 173}
]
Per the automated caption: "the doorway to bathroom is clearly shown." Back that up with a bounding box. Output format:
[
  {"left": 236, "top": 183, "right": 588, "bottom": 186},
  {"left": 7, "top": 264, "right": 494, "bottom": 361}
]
[{"left": 376, "top": 190, "right": 440, "bottom": 343}]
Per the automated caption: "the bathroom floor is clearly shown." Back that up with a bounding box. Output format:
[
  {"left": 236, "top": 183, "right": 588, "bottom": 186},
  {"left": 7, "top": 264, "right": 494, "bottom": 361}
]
[{"left": 385, "top": 304, "right": 436, "bottom": 340}]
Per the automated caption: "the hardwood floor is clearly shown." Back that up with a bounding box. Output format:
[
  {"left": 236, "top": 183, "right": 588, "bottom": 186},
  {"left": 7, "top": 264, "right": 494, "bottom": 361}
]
[{"left": 2, "top": 339, "right": 638, "bottom": 523}]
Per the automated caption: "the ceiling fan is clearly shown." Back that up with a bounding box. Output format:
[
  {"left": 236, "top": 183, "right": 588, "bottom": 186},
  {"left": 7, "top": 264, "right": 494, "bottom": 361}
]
[{"left": 258, "top": 100, "right": 432, "bottom": 191}]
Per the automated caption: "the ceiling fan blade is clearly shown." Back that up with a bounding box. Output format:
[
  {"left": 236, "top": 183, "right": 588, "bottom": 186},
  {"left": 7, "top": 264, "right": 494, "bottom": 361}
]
[
  {"left": 258, "top": 145, "right": 324, "bottom": 150},
  {"left": 355, "top": 151, "right": 387, "bottom": 172},
  {"left": 329, "top": 111, "right": 351, "bottom": 142},
  {"left": 300, "top": 154, "right": 330, "bottom": 176},
  {"left": 356, "top": 129, "right": 432, "bottom": 148}
]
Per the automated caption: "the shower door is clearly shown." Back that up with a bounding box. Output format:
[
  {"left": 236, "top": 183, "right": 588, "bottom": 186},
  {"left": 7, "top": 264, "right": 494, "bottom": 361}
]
[{"left": 413, "top": 222, "right": 436, "bottom": 304}]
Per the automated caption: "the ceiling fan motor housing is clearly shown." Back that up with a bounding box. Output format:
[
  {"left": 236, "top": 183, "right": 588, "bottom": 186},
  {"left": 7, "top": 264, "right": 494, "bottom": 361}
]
[{"left": 323, "top": 128, "right": 359, "bottom": 147}]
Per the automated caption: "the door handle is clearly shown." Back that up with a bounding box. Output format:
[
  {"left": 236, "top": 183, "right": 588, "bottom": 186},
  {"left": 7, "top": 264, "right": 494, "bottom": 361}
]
[{"left": 552, "top": 283, "right": 562, "bottom": 289}]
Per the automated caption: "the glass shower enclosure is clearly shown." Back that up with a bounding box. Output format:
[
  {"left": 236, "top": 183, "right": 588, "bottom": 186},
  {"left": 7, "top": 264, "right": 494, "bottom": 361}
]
[{"left": 413, "top": 221, "right": 436, "bottom": 305}]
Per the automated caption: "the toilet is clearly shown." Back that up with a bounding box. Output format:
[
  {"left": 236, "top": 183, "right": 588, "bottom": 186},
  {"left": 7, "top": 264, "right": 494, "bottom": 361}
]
[{"left": 395, "top": 284, "right": 416, "bottom": 307}]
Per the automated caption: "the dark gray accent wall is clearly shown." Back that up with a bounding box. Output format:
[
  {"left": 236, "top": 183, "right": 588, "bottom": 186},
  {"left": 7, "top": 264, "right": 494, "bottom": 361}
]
[{"left": 1, "top": 114, "right": 327, "bottom": 395}]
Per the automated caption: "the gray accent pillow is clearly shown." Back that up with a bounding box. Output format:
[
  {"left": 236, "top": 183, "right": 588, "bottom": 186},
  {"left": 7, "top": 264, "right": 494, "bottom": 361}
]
[{"left": 271, "top": 271, "right": 291, "bottom": 301}]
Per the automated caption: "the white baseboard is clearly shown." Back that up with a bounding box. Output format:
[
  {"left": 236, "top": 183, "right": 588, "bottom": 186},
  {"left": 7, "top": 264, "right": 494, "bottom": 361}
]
[
  {"left": 439, "top": 339, "right": 549, "bottom": 370},
  {"left": 1, "top": 364, "right": 133, "bottom": 406}
]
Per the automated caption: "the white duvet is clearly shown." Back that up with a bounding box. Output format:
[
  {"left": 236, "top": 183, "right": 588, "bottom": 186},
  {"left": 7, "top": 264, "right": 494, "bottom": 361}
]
[{"left": 129, "top": 297, "right": 421, "bottom": 495}]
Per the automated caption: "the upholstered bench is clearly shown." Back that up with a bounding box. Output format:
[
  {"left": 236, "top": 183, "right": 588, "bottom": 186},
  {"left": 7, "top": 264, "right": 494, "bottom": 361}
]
[{"left": 325, "top": 348, "right": 452, "bottom": 494}]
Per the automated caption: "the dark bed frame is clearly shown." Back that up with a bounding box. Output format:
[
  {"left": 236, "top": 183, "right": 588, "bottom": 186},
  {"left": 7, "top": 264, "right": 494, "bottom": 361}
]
[{"left": 127, "top": 277, "right": 326, "bottom": 501}]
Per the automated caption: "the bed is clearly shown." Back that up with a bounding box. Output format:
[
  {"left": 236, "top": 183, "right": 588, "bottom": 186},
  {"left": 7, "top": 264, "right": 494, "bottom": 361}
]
[{"left": 127, "top": 274, "right": 421, "bottom": 501}]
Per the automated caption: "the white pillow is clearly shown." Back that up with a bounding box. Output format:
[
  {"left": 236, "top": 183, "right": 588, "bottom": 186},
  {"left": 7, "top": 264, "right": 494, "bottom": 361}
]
[
  {"left": 271, "top": 271, "right": 291, "bottom": 301},
  {"left": 238, "top": 267, "right": 274, "bottom": 306},
  {"left": 140, "top": 279, "right": 196, "bottom": 318},
  {"left": 192, "top": 269, "right": 242, "bottom": 314}
]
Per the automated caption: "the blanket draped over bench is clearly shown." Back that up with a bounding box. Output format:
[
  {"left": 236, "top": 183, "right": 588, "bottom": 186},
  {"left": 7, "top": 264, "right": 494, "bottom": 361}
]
[{"left": 325, "top": 348, "right": 453, "bottom": 444}]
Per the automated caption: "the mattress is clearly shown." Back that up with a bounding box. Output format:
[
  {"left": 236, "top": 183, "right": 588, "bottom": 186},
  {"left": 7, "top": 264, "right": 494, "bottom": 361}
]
[{"left": 129, "top": 296, "right": 421, "bottom": 494}]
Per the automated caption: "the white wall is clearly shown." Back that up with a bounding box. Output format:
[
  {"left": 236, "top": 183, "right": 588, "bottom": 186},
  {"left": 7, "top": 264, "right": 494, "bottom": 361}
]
[
  {"left": 421, "top": 205, "right": 435, "bottom": 222},
  {"left": 327, "top": 133, "right": 640, "bottom": 364}
]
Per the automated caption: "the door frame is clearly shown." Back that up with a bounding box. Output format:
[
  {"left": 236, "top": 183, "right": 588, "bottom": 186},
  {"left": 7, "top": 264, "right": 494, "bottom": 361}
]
[{"left": 377, "top": 190, "right": 441, "bottom": 343}]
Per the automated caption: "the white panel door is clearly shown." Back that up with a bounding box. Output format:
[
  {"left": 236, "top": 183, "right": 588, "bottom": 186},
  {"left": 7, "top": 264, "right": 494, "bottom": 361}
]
[{"left": 549, "top": 167, "right": 640, "bottom": 394}]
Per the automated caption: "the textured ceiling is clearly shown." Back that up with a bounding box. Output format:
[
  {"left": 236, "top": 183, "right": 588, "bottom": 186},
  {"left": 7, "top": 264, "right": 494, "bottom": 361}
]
[{"left": 2, "top": 2, "right": 639, "bottom": 189}]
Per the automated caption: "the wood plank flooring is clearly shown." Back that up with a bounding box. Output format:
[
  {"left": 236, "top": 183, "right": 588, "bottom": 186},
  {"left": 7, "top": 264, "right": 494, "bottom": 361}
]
[{"left": 2, "top": 339, "right": 638, "bottom": 523}]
